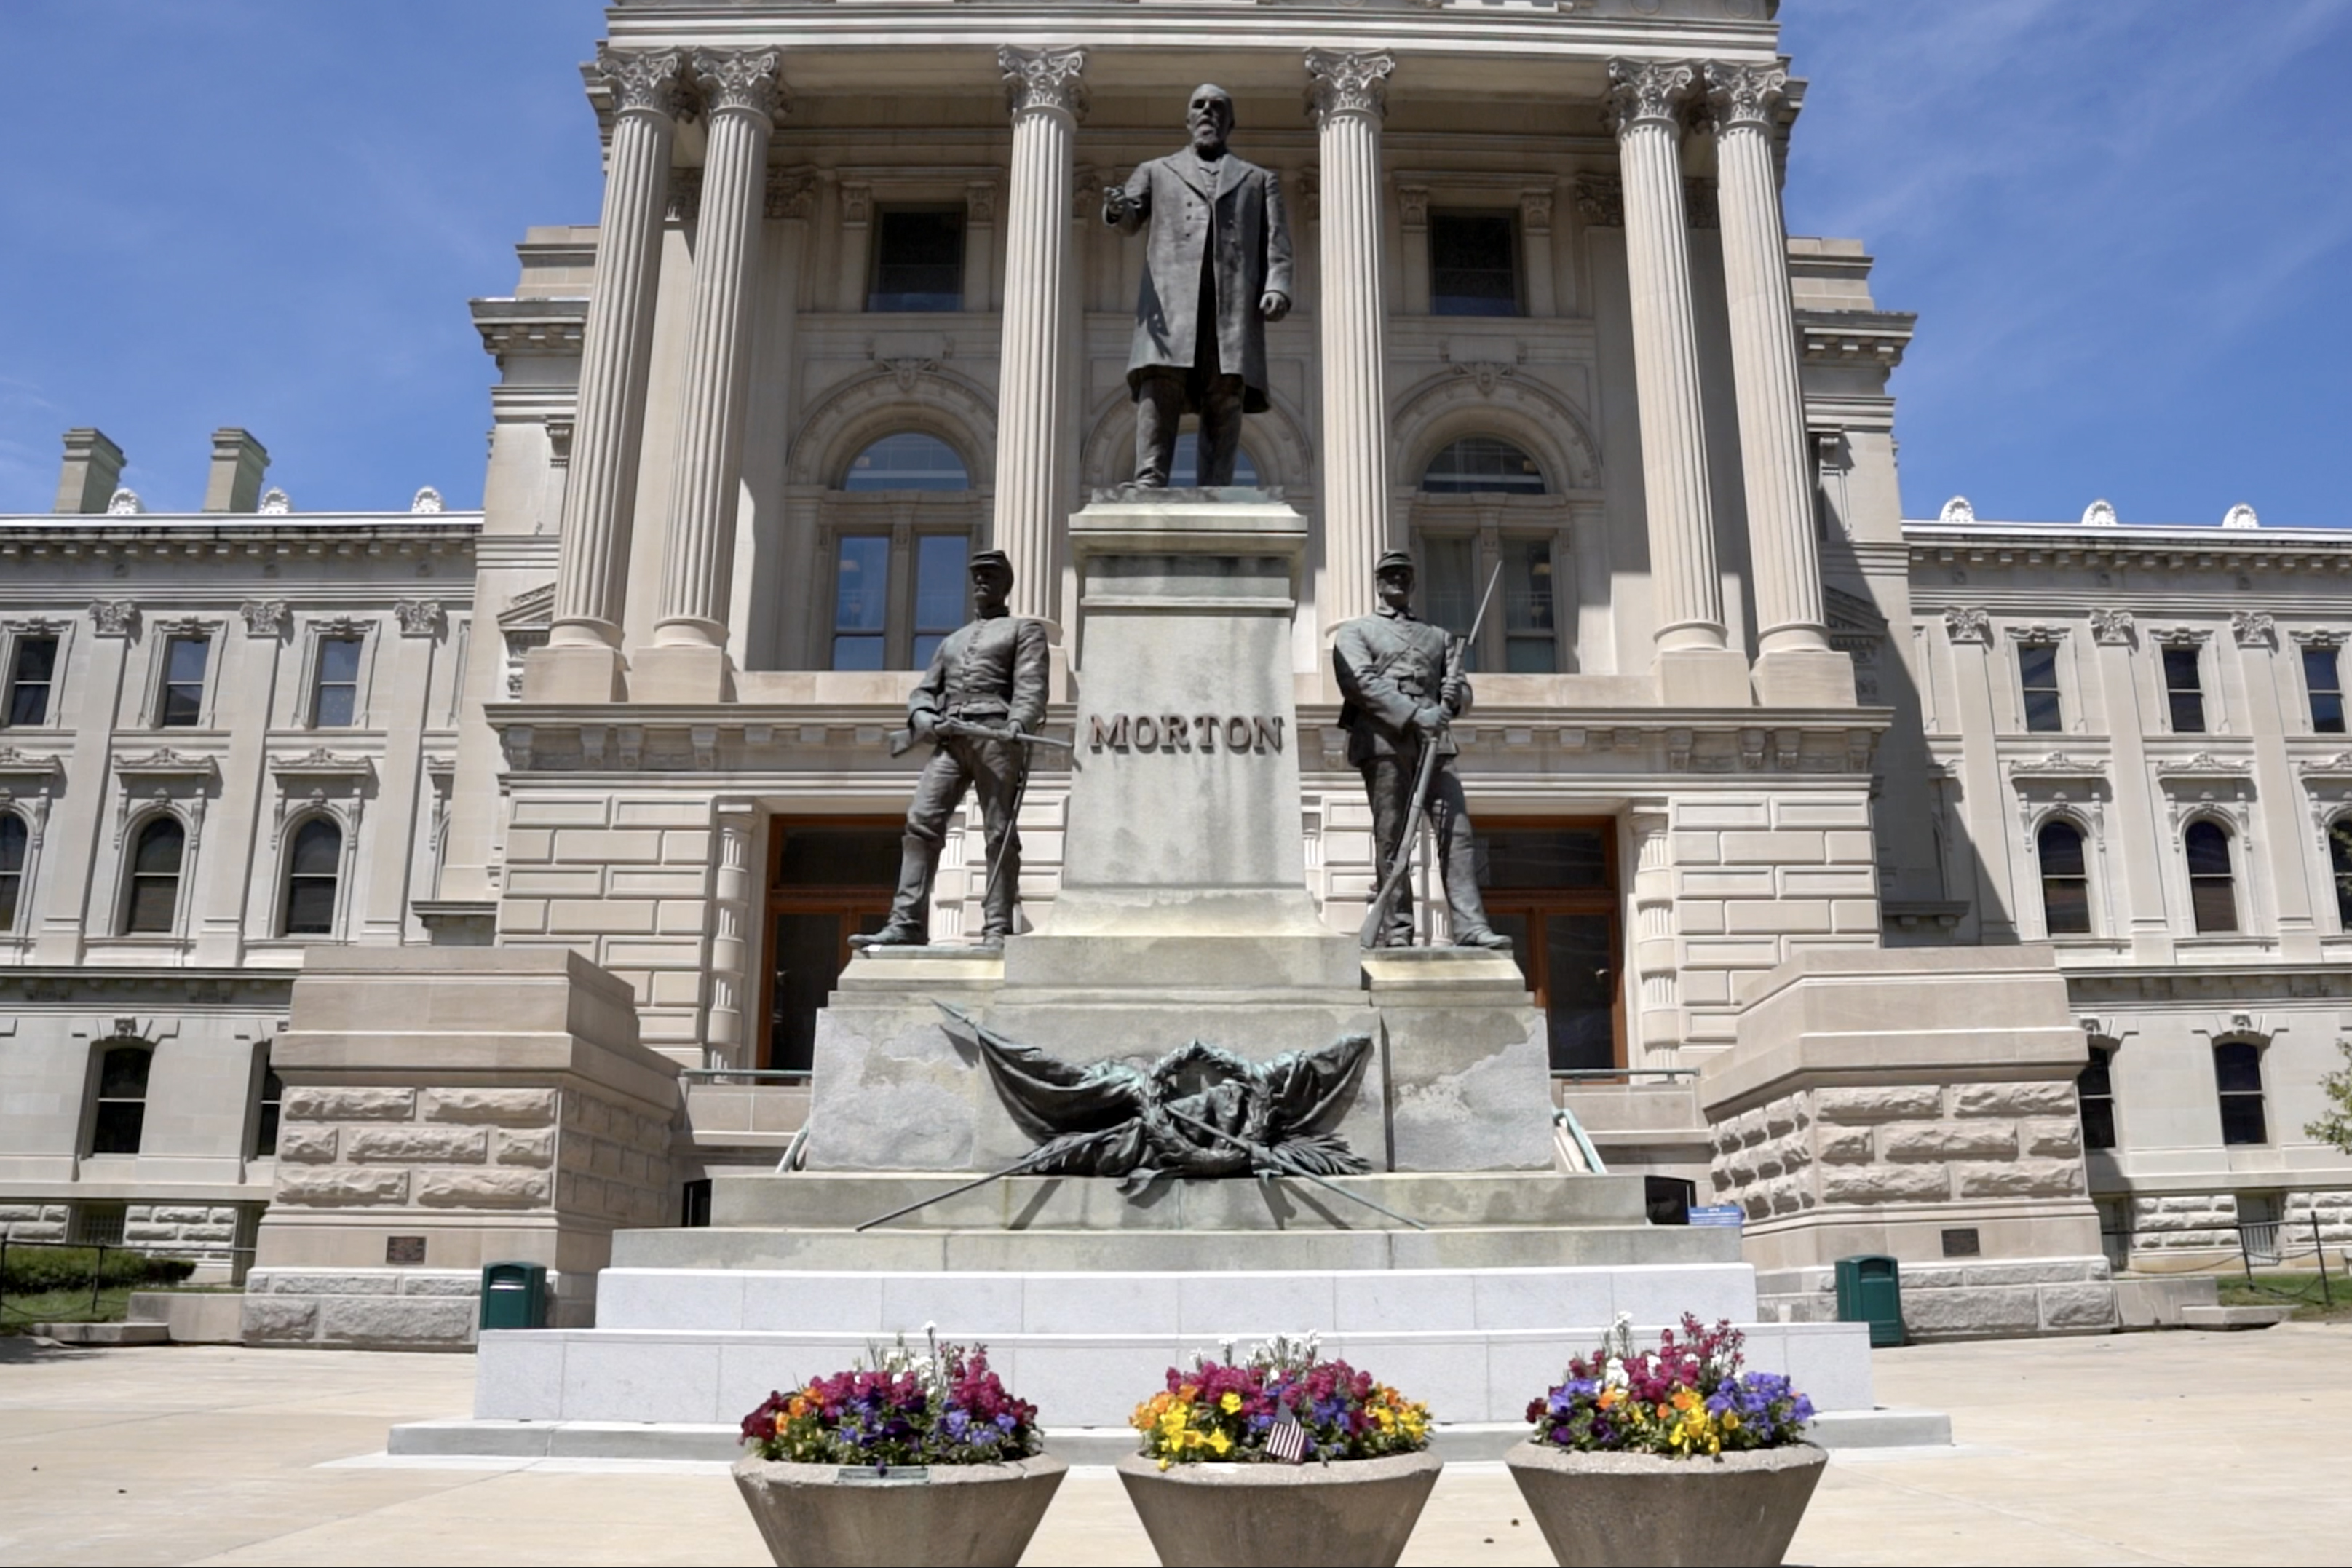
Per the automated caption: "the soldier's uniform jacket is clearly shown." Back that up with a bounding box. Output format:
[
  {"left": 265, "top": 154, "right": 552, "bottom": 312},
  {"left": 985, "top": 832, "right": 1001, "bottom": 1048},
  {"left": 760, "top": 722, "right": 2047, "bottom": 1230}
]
[
  {"left": 1332, "top": 606, "right": 1470, "bottom": 767},
  {"left": 1109, "top": 151, "right": 1293, "bottom": 411},
  {"left": 908, "top": 613, "right": 1050, "bottom": 733}
]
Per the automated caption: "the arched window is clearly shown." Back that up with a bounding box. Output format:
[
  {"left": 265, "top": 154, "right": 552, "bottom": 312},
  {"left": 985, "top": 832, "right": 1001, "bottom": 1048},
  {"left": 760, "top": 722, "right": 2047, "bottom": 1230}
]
[
  {"left": 840, "top": 432, "right": 969, "bottom": 491},
  {"left": 1420, "top": 437, "right": 1546, "bottom": 495},
  {"left": 89, "top": 1044, "right": 151, "bottom": 1155},
  {"left": 2330, "top": 817, "right": 2352, "bottom": 931},
  {"left": 2037, "top": 820, "right": 2091, "bottom": 935},
  {"left": 281, "top": 818, "right": 341, "bottom": 936},
  {"left": 123, "top": 817, "right": 185, "bottom": 934},
  {"left": 1168, "top": 432, "right": 1259, "bottom": 488},
  {"left": 2184, "top": 820, "right": 2238, "bottom": 934},
  {"left": 0, "top": 813, "right": 25, "bottom": 932},
  {"left": 2213, "top": 1040, "right": 2267, "bottom": 1145}
]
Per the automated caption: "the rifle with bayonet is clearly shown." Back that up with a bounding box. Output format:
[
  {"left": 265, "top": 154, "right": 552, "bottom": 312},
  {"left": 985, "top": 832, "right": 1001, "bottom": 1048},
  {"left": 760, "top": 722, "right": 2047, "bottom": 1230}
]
[{"left": 886, "top": 716, "right": 1076, "bottom": 758}]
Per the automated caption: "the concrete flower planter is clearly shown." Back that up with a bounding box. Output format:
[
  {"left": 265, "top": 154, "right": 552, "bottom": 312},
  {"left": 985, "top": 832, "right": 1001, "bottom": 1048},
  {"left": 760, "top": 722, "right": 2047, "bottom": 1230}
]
[
  {"left": 1114, "top": 1449, "right": 1442, "bottom": 1567},
  {"left": 731, "top": 1454, "right": 1066, "bottom": 1567},
  {"left": 1503, "top": 1441, "right": 1826, "bottom": 1567}
]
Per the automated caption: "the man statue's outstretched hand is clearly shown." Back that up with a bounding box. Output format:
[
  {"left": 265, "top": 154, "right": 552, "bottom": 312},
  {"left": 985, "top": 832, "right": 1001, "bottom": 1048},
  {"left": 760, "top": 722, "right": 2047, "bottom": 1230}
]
[{"left": 1259, "top": 290, "right": 1290, "bottom": 322}]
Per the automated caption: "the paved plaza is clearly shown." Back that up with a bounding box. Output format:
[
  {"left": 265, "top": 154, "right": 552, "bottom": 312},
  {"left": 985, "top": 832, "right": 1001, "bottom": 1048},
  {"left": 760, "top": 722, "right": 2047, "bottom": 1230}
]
[{"left": 1, "top": 1325, "right": 2345, "bottom": 1565}]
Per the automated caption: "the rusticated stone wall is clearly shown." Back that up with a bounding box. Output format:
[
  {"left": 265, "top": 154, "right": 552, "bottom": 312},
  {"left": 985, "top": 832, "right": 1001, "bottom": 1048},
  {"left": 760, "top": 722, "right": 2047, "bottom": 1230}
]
[
  {"left": 1713, "top": 1081, "right": 2088, "bottom": 1221},
  {"left": 244, "top": 948, "right": 681, "bottom": 1350}
]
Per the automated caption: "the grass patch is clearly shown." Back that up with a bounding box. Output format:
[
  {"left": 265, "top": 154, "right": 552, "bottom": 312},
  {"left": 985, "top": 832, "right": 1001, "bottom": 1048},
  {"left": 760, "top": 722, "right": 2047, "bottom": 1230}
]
[
  {"left": 0, "top": 1285, "right": 135, "bottom": 1333},
  {"left": 2217, "top": 1271, "right": 2352, "bottom": 1323}
]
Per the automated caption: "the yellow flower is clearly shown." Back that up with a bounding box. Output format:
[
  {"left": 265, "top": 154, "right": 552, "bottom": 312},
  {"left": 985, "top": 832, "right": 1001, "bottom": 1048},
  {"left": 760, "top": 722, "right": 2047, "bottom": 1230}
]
[
  {"left": 1219, "top": 1391, "right": 1242, "bottom": 1414},
  {"left": 1373, "top": 1407, "right": 1395, "bottom": 1430},
  {"left": 1208, "top": 1429, "right": 1232, "bottom": 1455},
  {"left": 1723, "top": 1413, "right": 1741, "bottom": 1432},
  {"left": 1157, "top": 1457, "right": 1172, "bottom": 1472},
  {"left": 1160, "top": 1409, "right": 1188, "bottom": 1437}
]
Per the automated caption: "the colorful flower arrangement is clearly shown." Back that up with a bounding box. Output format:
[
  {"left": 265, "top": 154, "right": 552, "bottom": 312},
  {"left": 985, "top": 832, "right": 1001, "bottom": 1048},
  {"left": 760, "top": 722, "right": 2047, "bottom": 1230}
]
[
  {"left": 1526, "top": 1312, "right": 1814, "bottom": 1459},
  {"left": 1131, "top": 1332, "right": 1431, "bottom": 1470},
  {"left": 739, "top": 1327, "right": 1041, "bottom": 1468}
]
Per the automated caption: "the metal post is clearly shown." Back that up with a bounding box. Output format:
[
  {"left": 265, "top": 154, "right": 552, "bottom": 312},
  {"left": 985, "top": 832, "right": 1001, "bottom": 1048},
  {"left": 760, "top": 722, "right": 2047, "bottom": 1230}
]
[
  {"left": 2316, "top": 1213, "right": 2332, "bottom": 1308},
  {"left": 91, "top": 1241, "right": 105, "bottom": 1318},
  {"left": 2240, "top": 1224, "right": 2256, "bottom": 1291}
]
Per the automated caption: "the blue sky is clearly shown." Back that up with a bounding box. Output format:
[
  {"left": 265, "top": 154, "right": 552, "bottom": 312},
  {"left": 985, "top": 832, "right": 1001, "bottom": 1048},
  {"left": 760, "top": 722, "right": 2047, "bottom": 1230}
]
[{"left": 2, "top": 1, "right": 2347, "bottom": 524}]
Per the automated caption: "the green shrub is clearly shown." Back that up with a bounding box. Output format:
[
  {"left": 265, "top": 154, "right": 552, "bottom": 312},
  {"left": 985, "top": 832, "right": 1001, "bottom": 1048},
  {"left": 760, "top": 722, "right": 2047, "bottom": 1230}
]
[{"left": 0, "top": 1245, "right": 197, "bottom": 1292}]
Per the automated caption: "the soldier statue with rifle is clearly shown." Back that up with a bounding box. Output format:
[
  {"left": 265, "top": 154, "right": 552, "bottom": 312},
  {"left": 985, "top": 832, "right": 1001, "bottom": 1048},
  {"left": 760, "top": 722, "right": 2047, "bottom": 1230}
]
[
  {"left": 1333, "top": 549, "right": 1512, "bottom": 951},
  {"left": 854, "top": 548, "right": 1064, "bottom": 950}
]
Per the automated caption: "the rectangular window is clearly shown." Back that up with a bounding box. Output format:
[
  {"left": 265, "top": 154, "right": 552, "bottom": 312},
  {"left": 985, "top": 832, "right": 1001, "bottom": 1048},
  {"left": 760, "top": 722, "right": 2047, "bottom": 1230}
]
[
  {"left": 2306, "top": 646, "right": 2345, "bottom": 734},
  {"left": 251, "top": 1066, "right": 284, "bottom": 1158},
  {"left": 1503, "top": 537, "right": 1557, "bottom": 673},
  {"left": 2162, "top": 644, "right": 2206, "bottom": 733},
  {"left": 2018, "top": 643, "right": 2062, "bottom": 733},
  {"left": 75, "top": 1202, "right": 127, "bottom": 1245},
  {"left": 829, "top": 536, "right": 890, "bottom": 670},
  {"left": 868, "top": 209, "right": 965, "bottom": 312},
  {"left": 7, "top": 635, "right": 58, "bottom": 726},
  {"left": 1429, "top": 213, "right": 1519, "bottom": 317},
  {"left": 2077, "top": 1046, "right": 2116, "bottom": 1152},
  {"left": 159, "top": 636, "right": 210, "bottom": 728},
  {"left": 2214, "top": 1042, "right": 2268, "bottom": 1146},
  {"left": 911, "top": 535, "right": 969, "bottom": 669},
  {"left": 311, "top": 636, "right": 363, "bottom": 727}
]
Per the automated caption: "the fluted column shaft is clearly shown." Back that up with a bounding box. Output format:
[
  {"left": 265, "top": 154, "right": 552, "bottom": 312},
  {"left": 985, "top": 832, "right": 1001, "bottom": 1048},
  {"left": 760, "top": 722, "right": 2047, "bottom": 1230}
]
[
  {"left": 1609, "top": 59, "right": 1725, "bottom": 655},
  {"left": 1708, "top": 63, "right": 1829, "bottom": 657},
  {"left": 993, "top": 47, "right": 1085, "bottom": 625},
  {"left": 550, "top": 48, "right": 684, "bottom": 653},
  {"left": 1307, "top": 50, "right": 1395, "bottom": 633},
  {"left": 654, "top": 50, "right": 782, "bottom": 649}
]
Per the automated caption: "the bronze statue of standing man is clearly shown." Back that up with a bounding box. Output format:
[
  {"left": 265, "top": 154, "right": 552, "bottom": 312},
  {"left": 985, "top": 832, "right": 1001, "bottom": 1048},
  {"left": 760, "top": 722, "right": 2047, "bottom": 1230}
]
[
  {"left": 1106, "top": 84, "right": 1294, "bottom": 487},
  {"left": 855, "top": 549, "right": 1050, "bottom": 950},
  {"left": 1333, "top": 550, "right": 1511, "bottom": 951}
]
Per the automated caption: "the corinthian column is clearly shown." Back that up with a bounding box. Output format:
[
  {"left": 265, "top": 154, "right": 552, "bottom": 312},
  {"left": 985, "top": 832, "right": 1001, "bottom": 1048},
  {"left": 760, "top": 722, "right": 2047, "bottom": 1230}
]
[
  {"left": 993, "top": 46, "right": 1086, "bottom": 625},
  {"left": 1706, "top": 61, "right": 1853, "bottom": 707},
  {"left": 528, "top": 47, "right": 686, "bottom": 703},
  {"left": 1609, "top": 58, "right": 1749, "bottom": 707},
  {"left": 638, "top": 49, "right": 784, "bottom": 703},
  {"left": 1306, "top": 50, "right": 1394, "bottom": 633}
]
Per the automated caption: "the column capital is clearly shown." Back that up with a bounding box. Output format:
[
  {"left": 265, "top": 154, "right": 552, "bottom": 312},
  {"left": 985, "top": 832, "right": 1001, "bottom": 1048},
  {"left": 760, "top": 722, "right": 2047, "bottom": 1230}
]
[
  {"left": 692, "top": 48, "right": 785, "bottom": 124},
  {"left": 1701, "top": 60, "right": 1789, "bottom": 133},
  {"left": 595, "top": 45, "right": 691, "bottom": 120},
  {"left": 1605, "top": 58, "right": 1696, "bottom": 136},
  {"left": 1304, "top": 50, "right": 1393, "bottom": 125},
  {"left": 999, "top": 45, "right": 1087, "bottom": 120}
]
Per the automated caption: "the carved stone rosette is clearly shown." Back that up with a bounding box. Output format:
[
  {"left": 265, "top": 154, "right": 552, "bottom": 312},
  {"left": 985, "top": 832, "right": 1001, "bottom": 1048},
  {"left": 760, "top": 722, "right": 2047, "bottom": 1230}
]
[
  {"left": 1304, "top": 50, "right": 1394, "bottom": 124},
  {"left": 239, "top": 600, "right": 289, "bottom": 638},
  {"left": 999, "top": 45, "right": 1087, "bottom": 120}
]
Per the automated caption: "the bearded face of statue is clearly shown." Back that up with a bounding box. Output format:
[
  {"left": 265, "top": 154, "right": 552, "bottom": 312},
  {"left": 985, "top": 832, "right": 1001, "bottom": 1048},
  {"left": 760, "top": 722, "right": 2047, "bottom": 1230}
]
[{"left": 1186, "top": 85, "right": 1233, "bottom": 157}]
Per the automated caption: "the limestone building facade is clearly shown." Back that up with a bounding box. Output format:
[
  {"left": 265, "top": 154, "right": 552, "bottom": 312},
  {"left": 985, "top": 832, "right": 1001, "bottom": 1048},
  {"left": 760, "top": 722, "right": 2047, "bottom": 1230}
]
[{"left": 1, "top": 0, "right": 2343, "bottom": 1312}]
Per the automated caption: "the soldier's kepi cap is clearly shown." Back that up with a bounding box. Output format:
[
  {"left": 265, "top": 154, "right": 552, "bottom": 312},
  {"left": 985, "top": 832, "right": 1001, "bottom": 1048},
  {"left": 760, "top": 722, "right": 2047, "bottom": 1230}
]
[
  {"left": 969, "top": 549, "right": 1014, "bottom": 577},
  {"left": 1374, "top": 549, "right": 1416, "bottom": 576}
]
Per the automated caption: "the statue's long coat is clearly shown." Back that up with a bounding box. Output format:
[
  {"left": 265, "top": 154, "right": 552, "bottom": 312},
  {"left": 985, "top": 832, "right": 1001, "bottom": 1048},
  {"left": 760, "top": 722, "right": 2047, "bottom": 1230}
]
[{"left": 1110, "top": 151, "right": 1294, "bottom": 412}]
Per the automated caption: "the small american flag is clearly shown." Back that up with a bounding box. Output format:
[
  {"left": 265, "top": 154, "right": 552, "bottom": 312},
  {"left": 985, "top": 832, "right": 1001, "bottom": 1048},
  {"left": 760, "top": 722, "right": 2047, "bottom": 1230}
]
[{"left": 1265, "top": 1414, "right": 1309, "bottom": 1464}]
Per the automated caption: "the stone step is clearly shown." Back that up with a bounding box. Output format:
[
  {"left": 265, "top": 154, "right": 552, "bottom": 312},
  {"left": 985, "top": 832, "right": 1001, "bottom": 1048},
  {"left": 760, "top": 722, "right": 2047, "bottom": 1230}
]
[
  {"left": 470, "top": 1318, "right": 1873, "bottom": 1430},
  {"left": 708, "top": 1171, "right": 1652, "bottom": 1232},
  {"left": 31, "top": 1320, "right": 170, "bottom": 1345},
  {"left": 594, "top": 1261, "right": 1760, "bottom": 1334},
  {"left": 2179, "top": 1303, "right": 2294, "bottom": 1329},
  {"left": 611, "top": 1221, "right": 1741, "bottom": 1274}
]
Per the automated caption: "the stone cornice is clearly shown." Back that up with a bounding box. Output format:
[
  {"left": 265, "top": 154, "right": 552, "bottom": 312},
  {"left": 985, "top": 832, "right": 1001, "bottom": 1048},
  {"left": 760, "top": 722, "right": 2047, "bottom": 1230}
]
[
  {"left": 1904, "top": 520, "right": 2352, "bottom": 564},
  {"left": 114, "top": 748, "right": 219, "bottom": 782},
  {"left": 0, "top": 521, "right": 478, "bottom": 561},
  {"left": 1794, "top": 309, "right": 1915, "bottom": 368},
  {"left": 472, "top": 297, "right": 589, "bottom": 361}
]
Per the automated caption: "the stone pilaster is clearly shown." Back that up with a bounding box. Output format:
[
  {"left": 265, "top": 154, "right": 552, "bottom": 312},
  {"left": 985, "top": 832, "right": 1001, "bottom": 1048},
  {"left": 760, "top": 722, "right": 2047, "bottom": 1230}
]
[
  {"left": 1608, "top": 58, "right": 1749, "bottom": 707},
  {"left": 1706, "top": 63, "right": 1853, "bottom": 708},
  {"left": 992, "top": 46, "right": 1086, "bottom": 626},
  {"left": 528, "top": 47, "right": 686, "bottom": 702},
  {"left": 1306, "top": 49, "right": 1395, "bottom": 633},
  {"left": 639, "top": 50, "right": 784, "bottom": 702}
]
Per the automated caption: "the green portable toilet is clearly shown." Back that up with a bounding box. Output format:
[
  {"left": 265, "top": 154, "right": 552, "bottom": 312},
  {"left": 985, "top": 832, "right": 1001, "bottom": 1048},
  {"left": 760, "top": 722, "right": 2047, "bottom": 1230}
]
[
  {"left": 1833, "top": 1254, "right": 1904, "bottom": 1347},
  {"left": 479, "top": 1260, "right": 549, "bottom": 1331}
]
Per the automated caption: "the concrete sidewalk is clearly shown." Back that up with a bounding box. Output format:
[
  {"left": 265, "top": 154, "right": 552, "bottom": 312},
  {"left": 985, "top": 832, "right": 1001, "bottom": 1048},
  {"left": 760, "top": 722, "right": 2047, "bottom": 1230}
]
[{"left": 1, "top": 1326, "right": 2345, "bottom": 1565}]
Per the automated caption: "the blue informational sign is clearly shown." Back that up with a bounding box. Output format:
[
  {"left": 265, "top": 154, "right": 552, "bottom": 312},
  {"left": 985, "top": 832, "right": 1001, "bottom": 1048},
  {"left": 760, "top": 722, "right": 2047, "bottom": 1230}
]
[{"left": 1687, "top": 1204, "right": 1746, "bottom": 1229}]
